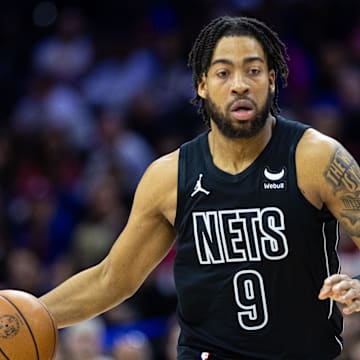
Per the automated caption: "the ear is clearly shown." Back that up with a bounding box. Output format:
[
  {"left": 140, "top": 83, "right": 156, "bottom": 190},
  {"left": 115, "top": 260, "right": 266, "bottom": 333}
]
[
  {"left": 269, "top": 69, "right": 276, "bottom": 94},
  {"left": 197, "top": 74, "right": 208, "bottom": 99}
]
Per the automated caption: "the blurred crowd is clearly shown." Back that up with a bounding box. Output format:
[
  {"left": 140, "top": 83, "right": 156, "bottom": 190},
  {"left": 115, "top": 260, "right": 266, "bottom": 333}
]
[{"left": 0, "top": 0, "right": 359, "bottom": 358}]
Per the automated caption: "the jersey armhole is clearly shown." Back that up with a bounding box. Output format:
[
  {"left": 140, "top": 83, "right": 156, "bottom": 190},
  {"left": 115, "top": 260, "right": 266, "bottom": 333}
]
[
  {"left": 291, "top": 128, "right": 326, "bottom": 215},
  {"left": 174, "top": 145, "right": 186, "bottom": 231}
]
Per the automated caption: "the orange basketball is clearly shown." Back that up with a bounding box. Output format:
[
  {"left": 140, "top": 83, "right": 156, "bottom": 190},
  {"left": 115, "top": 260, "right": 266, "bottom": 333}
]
[{"left": 0, "top": 289, "right": 58, "bottom": 360}]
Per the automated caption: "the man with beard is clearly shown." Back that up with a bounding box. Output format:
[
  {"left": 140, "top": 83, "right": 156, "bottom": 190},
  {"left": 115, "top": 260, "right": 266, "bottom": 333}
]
[{"left": 37, "top": 16, "right": 360, "bottom": 359}]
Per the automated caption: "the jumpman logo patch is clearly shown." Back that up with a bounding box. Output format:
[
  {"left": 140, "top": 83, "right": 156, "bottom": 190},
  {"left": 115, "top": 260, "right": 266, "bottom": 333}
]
[{"left": 191, "top": 173, "right": 210, "bottom": 197}]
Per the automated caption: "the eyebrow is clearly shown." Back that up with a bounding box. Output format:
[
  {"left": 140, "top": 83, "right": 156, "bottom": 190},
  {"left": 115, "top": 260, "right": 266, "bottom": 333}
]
[{"left": 210, "top": 56, "right": 265, "bottom": 67}]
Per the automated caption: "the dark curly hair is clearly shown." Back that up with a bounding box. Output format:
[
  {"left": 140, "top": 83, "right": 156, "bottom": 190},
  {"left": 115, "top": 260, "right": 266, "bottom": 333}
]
[{"left": 188, "top": 16, "right": 289, "bottom": 126}]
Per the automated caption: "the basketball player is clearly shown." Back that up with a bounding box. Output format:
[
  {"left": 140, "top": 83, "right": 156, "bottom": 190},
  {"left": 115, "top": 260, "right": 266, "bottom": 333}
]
[{"left": 39, "top": 16, "right": 360, "bottom": 359}]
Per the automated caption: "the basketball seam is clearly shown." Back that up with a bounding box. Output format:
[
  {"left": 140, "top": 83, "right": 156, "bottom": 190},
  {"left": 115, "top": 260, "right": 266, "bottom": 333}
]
[
  {"left": 0, "top": 347, "right": 10, "bottom": 360},
  {"left": 36, "top": 300, "right": 58, "bottom": 359},
  {"left": 0, "top": 294, "right": 40, "bottom": 360}
]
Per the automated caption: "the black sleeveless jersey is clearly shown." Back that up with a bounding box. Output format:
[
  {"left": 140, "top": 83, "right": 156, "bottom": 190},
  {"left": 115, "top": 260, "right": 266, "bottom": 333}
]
[{"left": 174, "top": 116, "right": 343, "bottom": 360}]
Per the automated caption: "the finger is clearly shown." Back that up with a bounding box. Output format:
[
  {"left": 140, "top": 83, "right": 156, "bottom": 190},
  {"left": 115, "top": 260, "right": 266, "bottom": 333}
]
[
  {"left": 340, "top": 287, "right": 360, "bottom": 303},
  {"left": 343, "top": 299, "right": 360, "bottom": 315},
  {"left": 323, "top": 274, "right": 351, "bottom": 286},
  {"left": 333, "top": 279, "right": 358, "bottom": 293},
  {"left": 318, "top": 284, "right": 333, "bottom": 299},
  {"left": 320, "top": 290, "right": 347, "bottom": 302},
  {"left": 319, "top": 274, "right": 356, "bottom": 300}
]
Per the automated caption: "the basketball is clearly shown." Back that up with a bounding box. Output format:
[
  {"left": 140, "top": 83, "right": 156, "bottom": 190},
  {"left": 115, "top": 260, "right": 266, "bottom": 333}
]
[{"left": 0, "top": 289, "right": 58, "bottom": 360}]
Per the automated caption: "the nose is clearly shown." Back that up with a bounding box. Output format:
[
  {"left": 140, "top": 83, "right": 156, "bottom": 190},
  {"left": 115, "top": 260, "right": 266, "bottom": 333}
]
[{"left": 231, "top": 73, "right": 249, "bottom": 95}]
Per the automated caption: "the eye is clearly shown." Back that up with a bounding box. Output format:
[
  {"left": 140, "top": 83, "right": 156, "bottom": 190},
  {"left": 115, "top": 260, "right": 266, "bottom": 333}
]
[
  {"left": 216, "top": 70, "right": 229, "bottom": 79},
  {"left": 248, "top": 68, "right": 261, "bottom": 76}
]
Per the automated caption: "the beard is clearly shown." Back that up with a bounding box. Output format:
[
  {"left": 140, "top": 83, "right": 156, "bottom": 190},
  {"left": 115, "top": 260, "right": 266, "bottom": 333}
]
[{"left": 204, "top": 88, "right": 273, "bottom": 139}]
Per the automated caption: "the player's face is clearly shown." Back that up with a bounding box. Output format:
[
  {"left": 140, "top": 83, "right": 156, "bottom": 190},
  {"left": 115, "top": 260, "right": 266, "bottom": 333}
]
[{"left": 198, "top": 35, "right": 276, "bottom": 138}]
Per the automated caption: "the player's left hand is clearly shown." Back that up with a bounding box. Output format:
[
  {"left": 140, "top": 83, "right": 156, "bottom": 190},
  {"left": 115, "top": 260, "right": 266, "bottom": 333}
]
[{"left": 318, "top": 274, "right": 360, "bottom": 315}]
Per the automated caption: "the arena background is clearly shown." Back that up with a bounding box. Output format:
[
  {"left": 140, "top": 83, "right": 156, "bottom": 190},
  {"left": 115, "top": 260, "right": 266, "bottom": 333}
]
[{"left": 0, "top": 0, "right": 359, "bottom": 358}]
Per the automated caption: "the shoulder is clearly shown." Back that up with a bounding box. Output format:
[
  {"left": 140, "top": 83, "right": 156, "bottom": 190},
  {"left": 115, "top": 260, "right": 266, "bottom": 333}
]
[
  {"left": 301, "top": 128, "right": 339, "bottom": 151},
  {"left": 133, "top": 149, "right": 179, "bottom": 224},
  {"left": 296, "top": 127, "right": 351, "bottom": 208},
  {"left": 142, "top": 149, "right": 179, "bottom": 186},
  {"left": 297, "top": 127, "right": 339, "bottom": 161}
]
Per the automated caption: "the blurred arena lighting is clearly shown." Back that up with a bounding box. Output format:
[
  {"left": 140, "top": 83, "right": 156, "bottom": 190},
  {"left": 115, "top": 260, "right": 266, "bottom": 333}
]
[{"left": 32, "top": 1, "right": 58, "bottom": 27}]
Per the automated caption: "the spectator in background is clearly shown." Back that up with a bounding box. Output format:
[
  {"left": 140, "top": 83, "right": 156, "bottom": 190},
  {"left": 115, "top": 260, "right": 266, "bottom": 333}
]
[
  {"left": 71, "top": 172, "right": 128, "bottom": 271},
  {"left": 112, "top": 330, "right": 153, "bottom": 360},
  {"left": 11, "top": 72, "right": 95, "bottom": 152},
  {"left": 82, "top": 28, "right": 156, "bottom": 112},
  {"left": 128, "top": 6, "right": 198, "bottom": 148},
  {"left": 82, "top": 107, "right": 156, "bottom": 200},
  {"left": 32, "top": 6, "right": 94, "bottom": 83},
  {"left": 60, "top": 317, "right": 112, "bottom": 360},
  {"left": 4, "top": 248, "right": 45, "bottom": 296},
  {"left": 7, "top": 171, "right": 78, "bottom": 264}
]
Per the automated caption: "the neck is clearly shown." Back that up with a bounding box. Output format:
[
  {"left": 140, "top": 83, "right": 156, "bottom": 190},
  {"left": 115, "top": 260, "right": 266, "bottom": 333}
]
[{"left": 208, "top": 115, "right": 275, "bottom": 175}]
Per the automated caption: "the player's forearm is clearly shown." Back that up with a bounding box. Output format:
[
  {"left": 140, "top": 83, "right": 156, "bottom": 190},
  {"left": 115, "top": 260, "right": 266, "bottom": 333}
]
[{"left": 39, "top": 261, "right": 129, "bottom": 328}]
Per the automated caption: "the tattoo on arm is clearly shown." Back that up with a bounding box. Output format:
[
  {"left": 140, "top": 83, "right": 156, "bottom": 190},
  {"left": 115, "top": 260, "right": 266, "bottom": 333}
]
[{"left": 324, "top": 147, "right": 360, "bottom": 236}]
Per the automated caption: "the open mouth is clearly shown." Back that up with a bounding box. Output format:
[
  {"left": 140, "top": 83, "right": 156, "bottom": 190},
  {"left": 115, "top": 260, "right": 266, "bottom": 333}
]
[{"left": 229, "top": 99, "right": 255, "bottom": 120}]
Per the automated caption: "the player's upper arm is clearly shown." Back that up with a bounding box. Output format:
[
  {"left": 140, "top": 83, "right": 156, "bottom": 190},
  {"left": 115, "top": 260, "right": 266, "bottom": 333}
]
[
  {"left": 297, "top": 128, "right": 360, "bottom": 247},
  {"left": 101, "top": 150, "right": 179, "bottom": 299}
]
